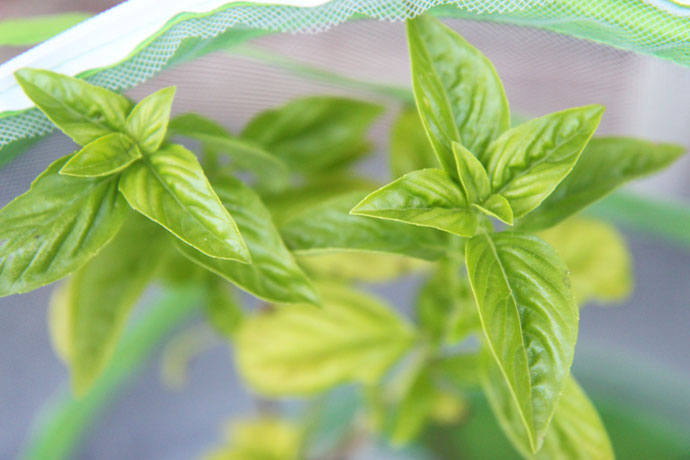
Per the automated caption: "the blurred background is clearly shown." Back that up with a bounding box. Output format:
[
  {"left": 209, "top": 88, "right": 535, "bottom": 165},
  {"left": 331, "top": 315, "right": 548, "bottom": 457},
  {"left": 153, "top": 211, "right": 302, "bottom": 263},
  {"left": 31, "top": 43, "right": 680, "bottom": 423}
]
[{"left": 1, "top": 1, "right": 689, "bottom": 459}]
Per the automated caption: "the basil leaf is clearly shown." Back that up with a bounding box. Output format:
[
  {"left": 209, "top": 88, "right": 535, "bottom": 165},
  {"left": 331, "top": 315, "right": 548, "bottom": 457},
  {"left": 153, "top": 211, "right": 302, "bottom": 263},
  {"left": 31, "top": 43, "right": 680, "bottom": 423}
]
[
  {"left": 389, "top": 365, "right": 436, "bottom": 446},
  {"left": 169, "top": 113, "right": 289, "bottom": 190},
  {"left": 14, "top": 68, "right": 132, "bottom": 145},
  {"left": 351, "top": 169, "right": 478, "bottom": 237},
  {"left": 204, "top": 276, "right": 243, "bottom": 338},
  {"left": 0, "top": 156, "right": 127, "bottom": 296},
  {"left": 175, "top": 176, "right": 318, "bottom": 305},
  {"left": 52, "top": 213, "right": 165, "bottom": 394},
  {"left": 118, "top": 144, "right": 250, "bottom": 262},
  {"left": 280, "top": 192, "right": 454, "bottom": 261},
  {"left": 417, "top": 259, "right": 479, "bottom": 346},
  {"left": 241, "top": 96, "right": 383, "bottom": 173},
  {"left": 235, "top": 282, "right": 416, "bottom": 395},
  {"left": 298, "top": 252, "right": 429, "bottom": 283},
  {"left": 60, "top": 132, "right": 141, "bottom": 177},
  {"left": 204, "top": 417, "right": 303, "bottom": 460},
  {"left": 408, "top": 14, "right": 510, "bottom": 157},
  {"left": 125, "top": 86, "right": 175, "bottom": 154},
  {"left": 465, "top": 232, "right": 578, "bottom": 452},
  {"left": 262, "top": 175, "right": 377, "bottom": 225},
  {"left": 168, "top": 112, "right": 229, "bottom": 138},
  {"left": 474, "top": 193, "right": 513, "bottom": 225},
  {"left": 518, "top": 137, "right": 685, "bottom": 231},
  {"left": 453, "top": 141, "right": 490, "bottom": 204},
  {"left": 390, "top": 107, "right": 438, "bottom": 178},
  {"left": 538, "top": 217, "right": 632, "bottom": 306},
  {"left": 483, "top": 105, "right": 605, "bottom": 218},
  {"left": 407, "top": 18, "right": 461, "bottom": 176},
  {"left": 481, "top": 352, "right": 614, "bottom": 460}
]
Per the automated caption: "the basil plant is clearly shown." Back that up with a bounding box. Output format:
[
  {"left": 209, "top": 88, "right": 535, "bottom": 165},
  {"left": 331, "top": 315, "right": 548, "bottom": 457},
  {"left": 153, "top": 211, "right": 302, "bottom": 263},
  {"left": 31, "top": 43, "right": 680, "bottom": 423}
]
[{"left": 1, "top": 13, "right": 684, "bottom": 460}]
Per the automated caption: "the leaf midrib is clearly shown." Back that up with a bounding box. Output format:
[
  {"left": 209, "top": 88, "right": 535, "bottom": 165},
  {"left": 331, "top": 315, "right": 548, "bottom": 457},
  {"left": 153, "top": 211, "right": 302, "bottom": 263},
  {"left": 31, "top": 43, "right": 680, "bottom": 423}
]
[
  {"left": 492, "top": 123, "right": 587, "bottom": 197},
  {"left": 139, "top": 152, "right": 236, "bottom": 254},
  {"left": 1, "top": 175, "right": 116, "bottom": 254},
  {"left": 28, "top": 79, "right": 117, "bottom": 136},
  {"left": 476, "top": 233, "right": 535, "bottom": 445}
]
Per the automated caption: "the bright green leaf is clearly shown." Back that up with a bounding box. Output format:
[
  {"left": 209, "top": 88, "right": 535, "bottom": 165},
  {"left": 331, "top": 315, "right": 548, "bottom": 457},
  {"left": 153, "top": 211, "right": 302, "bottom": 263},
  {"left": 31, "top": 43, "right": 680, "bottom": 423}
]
[
  {"left": 390, "top": 107, "right": 438, "bottom": 178},
  {"left": 175, "top": 176, "right": 318, "bottom": 305},
  {"left": 53, "top": 213, "right": 165, "bottom": 394},
  {"left": 202, "top": 417, "right": 303, "bottom": 460},
  {"left": 280, "top": 191, "right": 454, "bottom": 261},
  {"left": 118, "top": 143, "right": 250, "bottom": 262},
  {"left": 15, "top": 68, "right": 132, "bottom": 146},
  {"left": 418, "top": 259, "right": 479, "bottom": 346},
  {"left": 389, "top": 364, "right": 436, "bottom": 446},
  {"left": 60, "top": 132, "right": 141, "bottom": 177},
  {"left": 263, "top": 175, "right": 377, "bottom": 226},
  {"left": 235, "top": 282, "right": 416, "bottom": 396},
  {"left": 204, "top": 276, "right": 243, "bottom": 338},
  {"left": 351, "top": 169, "right": 478, "bottom": 237},
  {"left": 465, "top": 232, "right": 578, "bottom": 452},
  {"left": 483, "top": 105, "right": 605, "bottom": 218},
  {"left": 169, "top": 113, "right": 289, "bottom": 190},
  {"left": 125, "top": 86, "right": 175, "bottom": 154},
  {"left": 168, "top": 112, "right": 230, "bottom": 138},
  {"left": 538, "top": 217, "right": 632, "bottom": 306},
  {"left": 406, "top": 19, "right": 461, "bottom": 176},
  {"left": 518, "top": 137, "right": 685, "bottom": 231},
  {"left": 241, "top": 96, "right": 383, "bottom": 173},
  {"left": 298, "top": 252, "right": 430, "bottom": 283},
  {"left": 0, "top": 155, "right": 127, "bottom": 296},
  {"left": 473, "top": 193, "right": 514, "bottom": 225},
  {"left": 481, "top": 351, "right": 614, "bottom": 460},
  {"left": 408, "top": 14, "right": 510, "bottom": 157},
  {"left": 453, "top": 141, "right": 490, "bottom": 204}
]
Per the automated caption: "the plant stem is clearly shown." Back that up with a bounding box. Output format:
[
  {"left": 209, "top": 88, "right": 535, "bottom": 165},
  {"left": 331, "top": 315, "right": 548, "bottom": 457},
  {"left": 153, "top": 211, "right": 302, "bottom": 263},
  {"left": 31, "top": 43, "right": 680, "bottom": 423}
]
[{"left": 20, "top": 285, "right": 203, "bottom": 460}]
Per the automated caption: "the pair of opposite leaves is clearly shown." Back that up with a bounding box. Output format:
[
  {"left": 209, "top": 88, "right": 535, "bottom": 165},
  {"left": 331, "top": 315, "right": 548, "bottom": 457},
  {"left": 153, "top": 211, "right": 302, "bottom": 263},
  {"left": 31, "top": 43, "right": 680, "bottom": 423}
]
[{"left": 0, "top": 69, "right": 259, "bottom": 300}]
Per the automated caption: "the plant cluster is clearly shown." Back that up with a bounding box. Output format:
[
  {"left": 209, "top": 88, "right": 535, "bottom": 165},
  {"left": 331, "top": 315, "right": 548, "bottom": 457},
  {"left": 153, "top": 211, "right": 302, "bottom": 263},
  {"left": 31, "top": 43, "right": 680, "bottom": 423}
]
[{"left": 0, "top": 13, "right": 684, "bottom": 460}]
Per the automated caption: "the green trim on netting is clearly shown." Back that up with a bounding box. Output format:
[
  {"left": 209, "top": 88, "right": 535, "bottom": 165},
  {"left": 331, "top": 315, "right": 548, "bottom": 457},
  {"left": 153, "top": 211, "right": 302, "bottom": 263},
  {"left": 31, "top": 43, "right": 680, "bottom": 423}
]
[
  {"left": 19, "top": 286, "right": 203, "bottom": 460},
  {"left": 2, "top": 0, "right": 690, "bottom": 163}
]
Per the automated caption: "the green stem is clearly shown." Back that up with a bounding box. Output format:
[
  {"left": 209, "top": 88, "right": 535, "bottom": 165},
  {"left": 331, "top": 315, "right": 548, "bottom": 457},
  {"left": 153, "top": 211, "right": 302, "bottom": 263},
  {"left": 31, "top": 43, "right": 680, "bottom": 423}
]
[{"left": 20, "top": 285, "right": 203, "bottom": 460}]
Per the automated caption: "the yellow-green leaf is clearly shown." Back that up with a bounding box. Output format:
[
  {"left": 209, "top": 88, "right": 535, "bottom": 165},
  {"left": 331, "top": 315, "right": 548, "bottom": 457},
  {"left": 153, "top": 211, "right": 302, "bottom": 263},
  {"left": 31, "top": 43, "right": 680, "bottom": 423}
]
[
  {"left": 518, "top": 137, "right": 685, "bottom": 231},
  {"left": 201, "top": 417, "right": 303, "bottom": 460},
  {"left": 0, "top": 156, "right": 127, "bottom": 296},
  {"left": 242, "top": 96, "right": 383, "bottom": 173},
  {"left": 298, "top": 252, "right": 430, "bottom": 283},
  {"left": 408, "top": 14, "right": 510, "bottom": 157},
  {"left": 538, "top": 217, "right": 632, "bottom": 305},
  {"left": 60, "top": 133, "right": 141, "bottom": 177},
  {"left": 125, "top": 86, "right": 175, "bottom": 154},
  {"left": 51, "top": 213, "right": 165, "bottom": 394},
  {"left": 351, "top": 169, "right": 478, "bottom": 237},
  {"left": 175, "top": 176, "right": 318, "bottom": 305},
  {"left": 406, "top": 18, "right": 461, "bottom": 177},
  {"left": 14, "top": 68, "right": 132, "bottom": 145},
  {"left": 474, "top": 193, "right": 513, "bottom": 225},
  {"left": 169, "top": 113, "right": 289, "bottom": 190},
  {"left": 465, "top": 232, "right": 578, "bottom": 452},
  {"left": 281, "top": 191, "right": 454, "bottom": 261},
  {"left": 118, "top": 144, "right": 250, "bottom": 262},
  {"left": 481, "top": 351, "right": 614, "bottom": 460},
  {"left": 390, "top": 107, "right": 438, "bottom": 178},
  {"left": 483, "top": 105, "right": 605, "bottom": 218},
  {"left": 235, "top": 283, "right": 416, "bottom": 396},
  {"left": 453, "top": 141, "right": 491, "bottom": 204}
]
